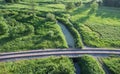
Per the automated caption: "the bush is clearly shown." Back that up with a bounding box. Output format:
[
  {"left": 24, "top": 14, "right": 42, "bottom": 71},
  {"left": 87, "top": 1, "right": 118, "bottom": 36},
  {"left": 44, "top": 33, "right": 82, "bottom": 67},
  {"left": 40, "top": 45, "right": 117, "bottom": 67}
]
[
  {"left": 78, "top": 55, "right": 105, "bottom": 74},
  {"left": 90, "top": 2, "right": 98, "bottom": 13},
  {"left": 74, "top": 1, "right": 82, "bottom": 7},
  {"left": 0, "top": 18, "right": 9, "bottom": 35},
  {"left": 46, "top": 13, "right": 56, "bottom": 22},
  {"left": 65, "top": 2, "right": 75, "bottom": 10}
]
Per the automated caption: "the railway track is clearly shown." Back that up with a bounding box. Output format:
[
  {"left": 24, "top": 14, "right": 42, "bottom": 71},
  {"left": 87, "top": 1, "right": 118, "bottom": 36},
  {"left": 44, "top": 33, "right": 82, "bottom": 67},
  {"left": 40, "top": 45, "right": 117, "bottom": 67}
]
[{"left": 0, "top": 49, "right": 120, "bottom": 62}]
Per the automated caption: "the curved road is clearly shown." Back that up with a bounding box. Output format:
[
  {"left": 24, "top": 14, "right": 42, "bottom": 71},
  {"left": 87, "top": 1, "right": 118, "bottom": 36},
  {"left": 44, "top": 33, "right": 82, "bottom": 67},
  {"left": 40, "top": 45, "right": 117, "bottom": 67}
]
[{"left": 0, "top": 49, "right": 120, "bottom": 62}]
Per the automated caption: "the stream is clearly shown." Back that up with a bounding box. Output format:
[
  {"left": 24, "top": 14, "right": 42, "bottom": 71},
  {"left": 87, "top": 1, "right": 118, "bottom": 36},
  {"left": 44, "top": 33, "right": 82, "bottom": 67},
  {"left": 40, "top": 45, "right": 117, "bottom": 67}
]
[
  {"left": 57, "top": 21, "right": 80, "bottom": 74},
  {"left": 57, "top": 21, "right": 75, "bottom": 48}
]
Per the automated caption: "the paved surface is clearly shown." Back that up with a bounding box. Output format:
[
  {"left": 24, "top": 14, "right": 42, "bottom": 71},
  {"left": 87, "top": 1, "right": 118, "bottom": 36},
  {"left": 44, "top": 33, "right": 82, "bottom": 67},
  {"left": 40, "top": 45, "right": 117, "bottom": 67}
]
[{"left": 0, "top": 49, "right": 120, "bottom": 62}]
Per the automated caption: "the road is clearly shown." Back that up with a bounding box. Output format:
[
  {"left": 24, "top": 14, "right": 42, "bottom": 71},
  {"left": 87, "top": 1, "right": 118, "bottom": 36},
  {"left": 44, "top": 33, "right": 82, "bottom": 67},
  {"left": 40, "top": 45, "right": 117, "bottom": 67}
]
[{"left": 0, "top": 49, "right": 120, "bottom": 62}]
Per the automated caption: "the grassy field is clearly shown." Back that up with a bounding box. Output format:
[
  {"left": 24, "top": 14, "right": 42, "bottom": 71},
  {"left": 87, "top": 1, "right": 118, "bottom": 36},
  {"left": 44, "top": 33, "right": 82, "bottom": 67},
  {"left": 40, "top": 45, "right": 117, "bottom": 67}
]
[
  {"left": 78, "top": 55, "right": 105, "bottom": 74},
  {"left": 0, "top": 9, "right": 68, "bottom": 52},
  {"left": 102, "top": 57, "right": 120, "bottom": 74},
  {"left": 0, "top": 0, "right": 120, "bottom": 52},
  {"left": 71, "top": 5, "right": 120, "bottom": 48},
  {"left": 0, "top": 56, "right": 75, "bottom": 74}
]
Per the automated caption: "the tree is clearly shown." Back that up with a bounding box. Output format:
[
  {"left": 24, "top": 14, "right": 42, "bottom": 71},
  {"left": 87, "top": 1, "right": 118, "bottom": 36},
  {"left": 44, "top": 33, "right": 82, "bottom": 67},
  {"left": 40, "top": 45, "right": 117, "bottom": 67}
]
[
  {"left": 46, "top": 13, "right": 56, "bottom": 22},
  {"left": 65, "top": 2, "right": 75, "bottom": 11}
]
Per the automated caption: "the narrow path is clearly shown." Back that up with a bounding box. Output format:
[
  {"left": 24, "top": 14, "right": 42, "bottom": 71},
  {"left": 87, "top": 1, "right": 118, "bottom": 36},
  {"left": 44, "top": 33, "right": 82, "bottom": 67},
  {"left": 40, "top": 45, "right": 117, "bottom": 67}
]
[{"left": 57, "top": 21, "right": 75, "bottom": 48}]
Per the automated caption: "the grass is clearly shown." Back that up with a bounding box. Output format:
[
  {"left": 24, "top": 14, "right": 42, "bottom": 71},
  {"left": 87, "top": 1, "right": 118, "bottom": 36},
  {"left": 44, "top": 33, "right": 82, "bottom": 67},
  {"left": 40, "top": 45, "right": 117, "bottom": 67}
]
[
  {"left": 78, "top": 55, "right": 105, "bottom": 74},
  {"left": 0, "top": 10, "right": 68, "bottom": 52},
  {"left": 102, "top": 56, "right": 120, "bottom": 74},
  {"left": 71, "top": 5, "right": 120, "bottom": 48},
  {"left": 0, "top": 0, "right": 120, "bottom": 51},
  {"left": 0, "top": 56, "right": 75, "bottom": 74}
]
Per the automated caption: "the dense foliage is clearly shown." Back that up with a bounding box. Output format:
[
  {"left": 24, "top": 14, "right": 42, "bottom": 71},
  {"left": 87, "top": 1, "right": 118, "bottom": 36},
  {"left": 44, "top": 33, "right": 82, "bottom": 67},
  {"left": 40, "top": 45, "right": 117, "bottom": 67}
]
[
  {"left": 0, "top": 10, "right": 68, "bottom": 52},
  {"left": 102, "top": 57, "right": 120, "bottom": 74},
  {"left": 78, "top": 55, "right": 105, "bottom": 74},
  {"left": 0, "top": 57, "right": 75, "bottom": 74}
]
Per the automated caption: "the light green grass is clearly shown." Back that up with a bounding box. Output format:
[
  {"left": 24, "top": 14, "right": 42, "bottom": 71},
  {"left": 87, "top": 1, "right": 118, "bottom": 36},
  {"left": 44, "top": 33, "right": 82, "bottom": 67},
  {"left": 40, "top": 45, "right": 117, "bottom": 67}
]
[
  {"left": 102, "top": 57, "right": 120, "bottom": 74},
  {"left": 0, "top": 10, "right": 68, "bottom": 52},
  {"left": 71, "top": 6, "right": 120, "bottom": 48},
  {"left": 0, "top": 56, "right": 75, "bottom": 74},
  {"left": 78, "top": 55, "right": 105, "bottom": 74}
]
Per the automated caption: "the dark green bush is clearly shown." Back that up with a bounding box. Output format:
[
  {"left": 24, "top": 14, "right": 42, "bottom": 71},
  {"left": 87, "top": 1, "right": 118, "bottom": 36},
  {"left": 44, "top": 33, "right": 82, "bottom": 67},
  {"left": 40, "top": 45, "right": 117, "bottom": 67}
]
[
  {"left": 0, "top": 17, "right": 9, "bottom": 35},
  {"left": 65, "top": 2, "right": 75, "bottom": 10}
]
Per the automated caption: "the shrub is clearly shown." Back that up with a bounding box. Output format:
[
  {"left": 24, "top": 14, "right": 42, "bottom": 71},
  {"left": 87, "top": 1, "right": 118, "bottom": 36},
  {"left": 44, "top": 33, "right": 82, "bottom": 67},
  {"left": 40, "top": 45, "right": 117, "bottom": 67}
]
[
  {"left": 65, "top": 2, "right": 75, "bottom": 10},
  {"left": 0, "top": 18, "right": 9, "bottom": 35},
  {"left": 75, "top": 1, "right": 82, "bottom": 7},
  {"left": 46, "top": 13, "right": 56, "bottom": 22},
  {"left": 90, "top": 2, "right": 98, "bottom": 13}
]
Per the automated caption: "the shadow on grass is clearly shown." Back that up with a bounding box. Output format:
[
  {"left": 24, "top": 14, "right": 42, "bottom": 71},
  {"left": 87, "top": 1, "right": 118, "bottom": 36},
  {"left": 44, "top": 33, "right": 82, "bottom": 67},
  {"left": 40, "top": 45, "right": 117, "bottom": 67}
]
[
  {"left": 95, "top": 7, "right": 120, "bottom": 19},
  {"left": 74, "top": 8, "right": 95, "bottom": 23},
  {"left": 0, "top": 36, "right": 13, "bottom": 46},
  {"left": 71, "top": 6, "right": 90, "bottom": 16}
]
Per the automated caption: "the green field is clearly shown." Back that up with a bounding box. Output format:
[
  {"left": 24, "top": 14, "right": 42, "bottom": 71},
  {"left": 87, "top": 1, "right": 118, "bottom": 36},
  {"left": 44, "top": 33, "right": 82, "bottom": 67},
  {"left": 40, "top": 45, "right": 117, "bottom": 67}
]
[
  {"left": 102, "top": 57, "right": 120, "bottom": 74},
  {"left": 71, "top": 5, "right": 120, "bottom": 48},
  {"left": 78, "top": 55, "right": 105, "bottom": 74},
  {"left": 0, "top": 10, "right": 68, "bottom": 52},
  {"left": 0, "top": 56, "right": 75, "bottom": 74},
  {"left": 0, "top": 0, "right": 120, "bottom": 52}
]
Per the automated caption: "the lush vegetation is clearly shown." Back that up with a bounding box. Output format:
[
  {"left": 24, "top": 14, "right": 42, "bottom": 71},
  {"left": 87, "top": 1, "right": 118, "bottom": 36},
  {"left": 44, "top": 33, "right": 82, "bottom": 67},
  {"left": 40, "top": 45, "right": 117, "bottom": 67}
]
[
  {"left": 0, "top": 0, "right": 120, "bottom": 51},
  {"left": 71, "top": 3, "right": 120, "bottom": 48},
  {"left": 0, "top": 10, "right": 68, "bottom": 52},
  {"left": 102, "top": 57, "right": 120, "bottom": 74},
  {"left": 0, "top": 56, "right": 75, "bottom": 74},
  {"left": 78, "top": 55, "right": 105, "bottom": 74}
]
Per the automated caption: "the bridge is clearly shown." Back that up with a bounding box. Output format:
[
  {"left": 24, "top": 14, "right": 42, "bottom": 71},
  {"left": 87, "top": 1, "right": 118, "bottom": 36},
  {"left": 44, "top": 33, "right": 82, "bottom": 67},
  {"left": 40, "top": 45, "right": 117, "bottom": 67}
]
[{"left": 0, "top": 49, "right": 120, "bottom": 62}]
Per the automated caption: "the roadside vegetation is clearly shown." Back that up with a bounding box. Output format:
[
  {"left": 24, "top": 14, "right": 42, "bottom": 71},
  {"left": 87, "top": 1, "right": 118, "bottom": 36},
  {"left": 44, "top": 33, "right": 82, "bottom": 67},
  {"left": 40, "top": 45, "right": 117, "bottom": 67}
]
[
  {"left": 102, "top": 56, "right": 120, "bottom": 74},
  {"left": 78, "top": 55, "right": 105, "bottom": 74},
  {"left": 0, "top": 0, "right": 120, "bottom": 51},
  {"left": 0, "top": 56, "right": 75, "bottom": 74}
]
